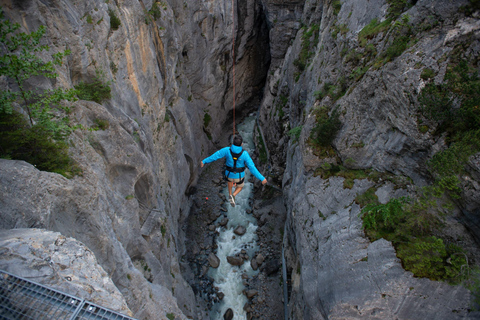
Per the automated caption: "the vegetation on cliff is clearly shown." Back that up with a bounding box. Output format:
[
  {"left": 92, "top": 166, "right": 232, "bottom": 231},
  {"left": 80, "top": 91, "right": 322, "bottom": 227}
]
[{"left": 0, "top": 11, "right": 80, "bottom": 177}]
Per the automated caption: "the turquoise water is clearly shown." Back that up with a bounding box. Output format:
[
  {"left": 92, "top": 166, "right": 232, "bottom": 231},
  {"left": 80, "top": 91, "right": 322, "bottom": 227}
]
[{"left": 209, "top": 114, "right": 260, "bottom": 320}]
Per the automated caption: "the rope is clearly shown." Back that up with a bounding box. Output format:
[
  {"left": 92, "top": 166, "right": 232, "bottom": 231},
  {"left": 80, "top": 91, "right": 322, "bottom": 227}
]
[{"left": 232, "top": 0, "right": 236, "bottom": 136}]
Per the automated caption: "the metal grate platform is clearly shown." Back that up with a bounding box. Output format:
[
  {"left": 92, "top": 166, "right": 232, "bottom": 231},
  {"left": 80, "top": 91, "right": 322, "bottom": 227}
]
[{"left": 0, "top": 270, "right": 137, "bottom": 320}]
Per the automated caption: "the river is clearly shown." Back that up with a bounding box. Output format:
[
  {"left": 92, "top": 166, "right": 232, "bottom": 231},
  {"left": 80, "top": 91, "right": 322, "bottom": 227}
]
[{"left": 209, "top": 114, "right": 260, "bottom": 320}]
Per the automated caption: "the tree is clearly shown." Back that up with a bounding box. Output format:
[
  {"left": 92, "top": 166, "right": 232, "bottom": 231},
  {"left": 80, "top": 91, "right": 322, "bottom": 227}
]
[{"left": 0, "top": 10, "right": 79, "bottom": 176}]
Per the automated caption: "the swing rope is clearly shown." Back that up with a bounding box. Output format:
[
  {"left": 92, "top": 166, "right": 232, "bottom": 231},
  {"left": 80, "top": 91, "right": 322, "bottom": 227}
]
[{"left": 232, "top": 0, "right": 236, "bottom": 137}]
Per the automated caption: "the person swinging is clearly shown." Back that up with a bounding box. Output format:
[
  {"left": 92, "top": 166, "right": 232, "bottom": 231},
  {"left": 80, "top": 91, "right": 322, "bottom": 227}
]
[{"left": 200, "top": 135, "right": 267, "bottom": 207}]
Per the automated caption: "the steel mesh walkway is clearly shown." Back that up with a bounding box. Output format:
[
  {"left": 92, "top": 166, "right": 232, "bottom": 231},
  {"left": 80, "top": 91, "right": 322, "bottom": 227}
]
[{"left": 0, "top": 270, "right": 137, "bottom": 320}]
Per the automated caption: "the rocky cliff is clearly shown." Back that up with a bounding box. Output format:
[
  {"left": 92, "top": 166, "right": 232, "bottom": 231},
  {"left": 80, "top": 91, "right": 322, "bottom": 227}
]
[
  {"left": 0, "top": 0, "right": 269, "bottom": 319},
  {"left": 259, "top": 0, "right": 480, "bottom": 319}
]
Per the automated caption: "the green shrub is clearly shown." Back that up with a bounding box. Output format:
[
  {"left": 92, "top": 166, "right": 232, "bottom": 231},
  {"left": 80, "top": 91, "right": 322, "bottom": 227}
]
[
  {"left": 0, "top": 111, "right": 75, "bottom": 176},
  {"left": 386, "top": 0, "right": 412, "bottom": 19},
  {"left": 420, "top": 68, "right": 435, "bottom": 80},
  {"left": 110, "top": 61, "right": 118, "bottom": 74},
  {"left": 149, "top": 2, "right": 162, "bottom": 20},
  {"left": 360, "top": 197, "right": 468, "bottom": 283},
  {"left": 467, "top": 268, "right": 480, "bottom": 309},
  {"left": 109, "top": 9, "right": 121, "bottom": 30},
  {"left": 358, "top": 18, "right": 392, "bottom": 47},
  {"left": 384, "top": 15, "right": 415, "bottom": 62},
  {"left": 75, "top": 75, "right": 112, "bottom": 103},
  {"left": 288, "top": 126, "right": 302, "bottom": 142},
  {"left": 332, "top": 0, "right": 342, "bottom": 16},
  {"left": 420, "top": 59, "right": 480, "bottom": 137},
  {"left": 295, "top": 24, "right": 320, "bottom": 72},
  {"left": 354, "top": 187, "right": 379, "bottom": 207},
  {"left": 203, "top": 112, "right": 211, "bottom": 127},
  {"left": 86, "top": 14, "right": 93, "bottom": 24},
  {"left": 361, "top": 197, "right": 407, "bottom": 234},
  {"left": 0, "top": 11, "right": 79, "bottom": 177},
  {"left": 93, "top": 118, "right": 110, "bottom": 130},
  {"left": 161, "top": 224, "right": 166, "bottom": 237},
  {"left": 310, "top": 106, "right": 341, "bottom": 147}
]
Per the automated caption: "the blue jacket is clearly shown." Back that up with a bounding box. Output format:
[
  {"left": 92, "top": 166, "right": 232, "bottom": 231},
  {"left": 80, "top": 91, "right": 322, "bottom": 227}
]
[{"left": 202, "top": 145, "right": 265, "bottom": 181}]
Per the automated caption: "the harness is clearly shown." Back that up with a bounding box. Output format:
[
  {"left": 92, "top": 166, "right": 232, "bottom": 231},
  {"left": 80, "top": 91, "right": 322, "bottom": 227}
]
[{"left": 224, "top": 149, "right": 245, "bottom": 184}]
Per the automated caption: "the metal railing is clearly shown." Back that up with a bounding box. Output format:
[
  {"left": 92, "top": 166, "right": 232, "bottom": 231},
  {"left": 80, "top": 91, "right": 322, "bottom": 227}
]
[{"left": 0, "top": 270, "right": 137, "bottom": 320}]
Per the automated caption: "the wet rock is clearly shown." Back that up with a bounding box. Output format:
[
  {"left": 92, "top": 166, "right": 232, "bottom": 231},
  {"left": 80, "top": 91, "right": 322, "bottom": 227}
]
[
  {"left": 201, "top": 265, "right": 209, "bottom": 276},
  {"left": 226, "top": 256, "right": 244, "bottom": 266},
  {"left": 262, "top": 259, "right": 280, "bottom": 276},
  {"left": 251, "top": 258, "right": 258, "bottom": 271},
  {"left": 208, "top": 213, "right": 218, "bottom": 222},
  {"left": 223, "top": 308, "right": 233, "bottom": 320},
  {"left": 255, "top": 253, "right": 265, "bottom": 266},
  {"left": 208, "top": 252, "right": 220, "bottom": 268},
  {"left": 208, "top": 225, "right": 216, "bottom": 231},
  {"left": 219, "top": 218, "right": 229, "bottom": 226},
  {"left": 218, "top": 292, "right": 224, "bottom": 300},
  {"left": 244, "top": 303, "right": 253, "bottom": 312},
  {"left": 234, "top": 225, "right": 247, "bottom": 236},
  {"left": 245, "top": 289, "right": 258, "bottom": 299}
]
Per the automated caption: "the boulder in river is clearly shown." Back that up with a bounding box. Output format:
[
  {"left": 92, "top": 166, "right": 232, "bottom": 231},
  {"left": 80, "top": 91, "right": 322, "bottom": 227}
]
[
  {"left": 219, "top": 218, "right": 229, "bottom": 226},
  {"left": 245, "top": 289, "right": 258, "bottom": 299},
  {"left": 234, "top": 225, "right": 247, "bottom": 236},
  {"left": 208, "top": 252, "right": 220, "bottom": 268},
  {"left": 255, "top": 253, "right": 265, "bottom": 266},
  {"left": 224, "top": 308, "right": 233, "bottom": 320},
  {"left": 251, "top": 258, "right": 258, "bottom": 270},
  {"left": 227, "top": 256, "right": 244, "bottom": 266}
]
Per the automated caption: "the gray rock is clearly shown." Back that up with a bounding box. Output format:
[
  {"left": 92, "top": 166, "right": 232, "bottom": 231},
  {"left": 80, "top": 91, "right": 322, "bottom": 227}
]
[
  {"left": 226, "top": 256, "right": 244, "bottom": 266},
  {"left": 262, "top": 259, "right": 280, "bottom": 276},
  {"left": 208, "top": 252, "right": 220, "bottom": 269},
  {"left": 245, "top": 289, "right": 258, "bottom": 299},
  {"left": 0, "top": 229, "right": 132, "bottom": 316},
  {"left": 251, "top": 258, "right": 258, "bottom": 271},
  {"left": 234, "top": 225, "right": 247, "bottom": 236},
  {"left": 223, "top": 308, "right": 234, "bottom": 320},
  {"left": 219, "top": 218, "right": 229, "bottom": 227},
  {"left": 255, "top": 253, "right": 265, "bottom": 266}
]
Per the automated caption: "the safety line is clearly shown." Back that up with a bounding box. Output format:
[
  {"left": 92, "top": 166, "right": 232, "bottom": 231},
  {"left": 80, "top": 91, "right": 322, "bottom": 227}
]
[{"left": 232, "top": 0, "right": 236, "bottom": 136}]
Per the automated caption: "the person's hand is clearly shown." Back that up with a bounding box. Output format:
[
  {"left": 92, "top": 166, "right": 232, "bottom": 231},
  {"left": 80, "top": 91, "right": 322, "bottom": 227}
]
[
  {"left": 200, "top": 161, "right": 204, "bottom": 168},
  {"left": 262, "top": 179, "right": 267, "bottom": 185}
]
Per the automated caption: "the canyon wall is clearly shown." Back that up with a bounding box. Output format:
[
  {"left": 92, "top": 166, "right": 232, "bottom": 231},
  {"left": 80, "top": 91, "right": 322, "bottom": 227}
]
[
  {"left": 0, "top": 0, "right": 269, "bottom": 318},
  {"left": 259, "top": 0, "right": 480, "bottom": 319}
]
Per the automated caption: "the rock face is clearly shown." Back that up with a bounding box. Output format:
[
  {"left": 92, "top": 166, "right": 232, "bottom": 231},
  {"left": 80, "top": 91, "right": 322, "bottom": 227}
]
[
  {"left": 0, "top": 228, "right": 133, "bottom": 316},
  {"left": 0, "top": 0, "right": 270, "bottom": 319},
  {"left": 258, "top": 0, "right": 480, "bottom": 319}
]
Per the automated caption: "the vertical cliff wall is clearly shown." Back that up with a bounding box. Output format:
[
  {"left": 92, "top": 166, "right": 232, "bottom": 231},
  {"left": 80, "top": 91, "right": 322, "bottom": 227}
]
[
  {"left": 0, "top": 0, "right": 269, "bottom": 319},
  {"left": 259, "top": 0, "right": 480, "bottom": 319}
]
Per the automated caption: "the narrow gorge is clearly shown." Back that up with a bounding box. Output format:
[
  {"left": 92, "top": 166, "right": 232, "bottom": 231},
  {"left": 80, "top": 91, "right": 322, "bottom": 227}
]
[{"left": 0, "top": 0, "right": 480, "bottom": 320}]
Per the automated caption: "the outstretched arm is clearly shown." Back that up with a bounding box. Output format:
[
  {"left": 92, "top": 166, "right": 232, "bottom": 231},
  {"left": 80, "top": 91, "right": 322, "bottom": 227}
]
[
  {"left": 244, "top": 153, "right": 266, "bottom": 182},
  {"left": 201, "top": 147, "right": 229, "bottom": 167}
]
